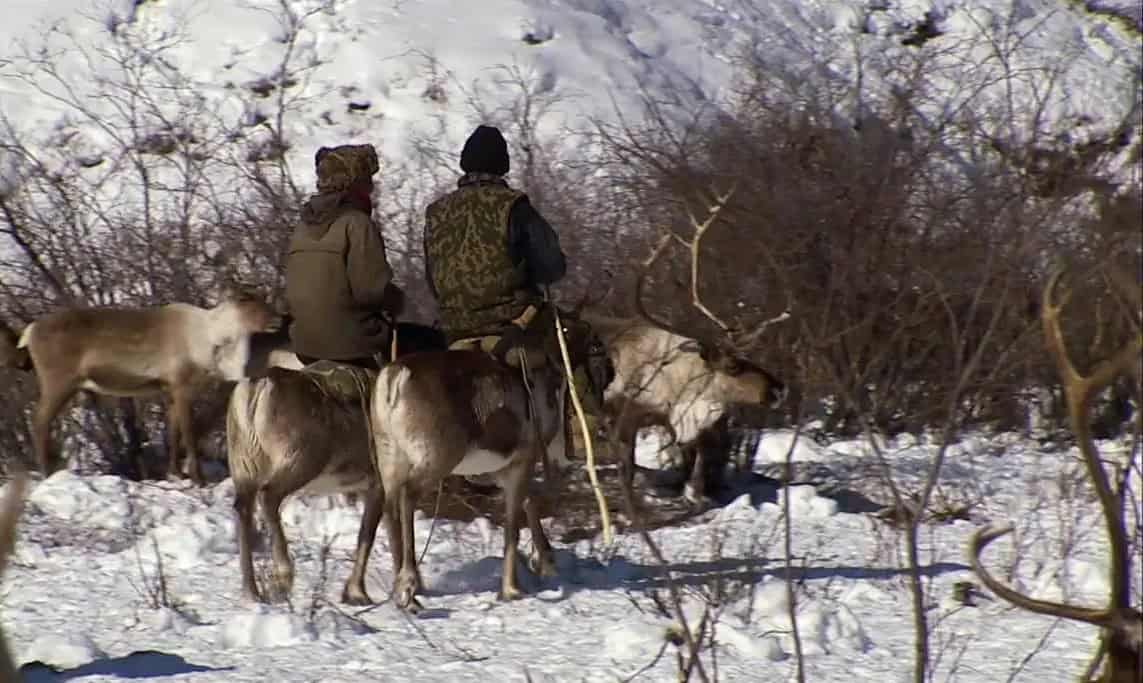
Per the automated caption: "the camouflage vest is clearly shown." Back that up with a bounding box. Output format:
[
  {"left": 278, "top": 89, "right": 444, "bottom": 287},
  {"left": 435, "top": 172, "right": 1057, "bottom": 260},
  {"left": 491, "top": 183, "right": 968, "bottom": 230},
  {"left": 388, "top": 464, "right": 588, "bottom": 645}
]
[{"left": 424, "top": 179, "right": 533, "bottom": 341}]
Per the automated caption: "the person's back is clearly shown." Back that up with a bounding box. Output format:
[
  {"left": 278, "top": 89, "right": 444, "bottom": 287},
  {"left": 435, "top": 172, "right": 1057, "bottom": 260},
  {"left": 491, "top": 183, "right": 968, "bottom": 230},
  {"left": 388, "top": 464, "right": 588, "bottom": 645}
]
[
  {"left": 285, "top": 143, "right": 403, "bottom": 369},
  {"left": 423, "top": 125, "right": 566, "bottom": 354}
]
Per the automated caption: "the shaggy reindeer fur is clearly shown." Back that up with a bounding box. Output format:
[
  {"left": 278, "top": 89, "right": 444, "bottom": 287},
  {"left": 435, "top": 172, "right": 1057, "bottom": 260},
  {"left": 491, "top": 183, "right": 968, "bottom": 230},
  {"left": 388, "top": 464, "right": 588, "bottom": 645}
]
[
  {"left": 227, "top": 323, "right": 447, "bottom": 605},
  {"left": 582, "top": 312, "right": 785, "bottom": 503},
  {"left": 372, "top": 349, "right": 566, "bottom": 610},
  {"left": 17, "top": 293, "right": 281, "bottom": 483}
]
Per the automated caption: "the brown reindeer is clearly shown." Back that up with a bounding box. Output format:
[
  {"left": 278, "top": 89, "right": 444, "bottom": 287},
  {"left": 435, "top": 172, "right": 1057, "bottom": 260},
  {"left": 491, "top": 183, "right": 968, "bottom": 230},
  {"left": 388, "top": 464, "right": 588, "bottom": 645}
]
[
  {"left": 17, "top": 288, "right": 282, "bottom": 483},
  {"left": 228, "top": 322, "right": 448, "bottom": 605},
  {"left": 970, "top": 265, "right": 1142, "bottom": 683},
  {"left": 0, "top": 469, "right": 28, "bottom": 681},
  {"left": 371, "top": 347, "right": 567, "bottom": 611}
]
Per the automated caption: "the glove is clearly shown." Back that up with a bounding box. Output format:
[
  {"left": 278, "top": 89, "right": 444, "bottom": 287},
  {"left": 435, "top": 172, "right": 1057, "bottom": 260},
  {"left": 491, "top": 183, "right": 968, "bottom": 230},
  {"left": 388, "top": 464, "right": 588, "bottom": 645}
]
[
  {"left": 490, "top": 323, "right": 527, "bottom": 365},
  {"left": 381, "top": 282, "right": 405, "bottom": 316}
]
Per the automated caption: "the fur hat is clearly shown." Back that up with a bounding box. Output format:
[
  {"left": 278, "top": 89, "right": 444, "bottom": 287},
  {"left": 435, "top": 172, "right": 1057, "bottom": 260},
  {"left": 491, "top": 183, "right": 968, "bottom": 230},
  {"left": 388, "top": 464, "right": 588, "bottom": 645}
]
[
  {"left": 459, "top": 125, "right": 510, "bottom": 176},
  {"left": 314, "top": 144, "right": 380, "bottom": 193}
]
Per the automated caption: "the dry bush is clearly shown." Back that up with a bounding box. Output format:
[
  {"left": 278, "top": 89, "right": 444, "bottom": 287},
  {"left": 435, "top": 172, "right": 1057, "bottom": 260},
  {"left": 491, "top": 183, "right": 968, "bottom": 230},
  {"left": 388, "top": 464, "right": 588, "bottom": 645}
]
[
  {"left": 595, "top": 42, "right": 1140, "bottom": 440},
  {"left": 0, "top": 3, "right": 316, "bottom": 477},
  {"left": 589, "top": 34, "right": 1138, "bottom": 682}
]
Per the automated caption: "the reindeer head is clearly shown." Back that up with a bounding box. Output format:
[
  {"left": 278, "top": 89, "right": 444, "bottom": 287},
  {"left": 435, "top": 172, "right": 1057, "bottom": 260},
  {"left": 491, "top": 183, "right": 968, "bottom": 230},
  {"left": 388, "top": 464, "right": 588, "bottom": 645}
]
[
  {"left": 216, "top": 286, "right": 283, "bottom": 334},
  {"left": 630, "top": 259, "right": 786, "bottom": 414},
  {"left": 679, "top": 338, "right": 787, "bottom": 412}
]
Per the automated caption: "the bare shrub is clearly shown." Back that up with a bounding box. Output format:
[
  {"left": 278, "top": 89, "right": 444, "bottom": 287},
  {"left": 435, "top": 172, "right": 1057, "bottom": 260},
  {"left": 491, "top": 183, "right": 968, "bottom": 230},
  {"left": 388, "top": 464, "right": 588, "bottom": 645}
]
[
  {"left": 0, "top": 1, "right": 327, "bottom": 476},
  {"left": 590, "top": 17, "right": 1139, "bottom": 682}
]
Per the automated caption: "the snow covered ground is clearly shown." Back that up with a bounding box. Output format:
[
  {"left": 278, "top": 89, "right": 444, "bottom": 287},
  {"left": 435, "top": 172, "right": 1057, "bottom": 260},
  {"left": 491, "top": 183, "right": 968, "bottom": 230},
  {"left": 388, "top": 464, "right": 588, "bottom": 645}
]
[
  {"left": 1, "top": 0, "right": 1140, "bottom": 680},
  {"left": 2, "top": 429, "right": 1137, "bottom": 681}
]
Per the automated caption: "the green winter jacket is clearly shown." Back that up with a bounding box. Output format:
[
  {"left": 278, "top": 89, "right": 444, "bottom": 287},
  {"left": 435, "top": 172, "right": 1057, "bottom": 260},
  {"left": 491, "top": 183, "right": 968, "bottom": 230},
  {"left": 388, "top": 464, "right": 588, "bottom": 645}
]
[{"left": 285, "top": 193, "right": 398, "bottom": 361}]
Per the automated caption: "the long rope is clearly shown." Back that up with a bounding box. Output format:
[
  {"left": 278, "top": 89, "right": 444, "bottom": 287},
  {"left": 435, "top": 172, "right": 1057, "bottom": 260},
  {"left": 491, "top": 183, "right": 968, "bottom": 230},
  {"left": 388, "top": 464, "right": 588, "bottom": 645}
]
[{"left": 553, "top": 307, "right": 613, "bottom": 546}]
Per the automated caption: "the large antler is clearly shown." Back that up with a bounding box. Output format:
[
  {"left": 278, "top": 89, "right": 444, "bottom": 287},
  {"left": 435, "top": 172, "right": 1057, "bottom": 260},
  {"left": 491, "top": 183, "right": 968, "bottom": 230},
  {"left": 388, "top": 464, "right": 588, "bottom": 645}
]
[
  {"left": 633, "top": 183, "right": 789, "bottom": 357},
  {"left": 969, "top": 264, "right": 1142, "bottom": 682}
]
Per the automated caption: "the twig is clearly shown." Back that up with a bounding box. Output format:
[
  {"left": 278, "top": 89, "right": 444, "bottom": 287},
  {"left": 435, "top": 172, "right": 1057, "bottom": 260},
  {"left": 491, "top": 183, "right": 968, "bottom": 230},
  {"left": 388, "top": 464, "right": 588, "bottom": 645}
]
[{"left": 781, "top": 423, "right": 808, "bottom": 683}]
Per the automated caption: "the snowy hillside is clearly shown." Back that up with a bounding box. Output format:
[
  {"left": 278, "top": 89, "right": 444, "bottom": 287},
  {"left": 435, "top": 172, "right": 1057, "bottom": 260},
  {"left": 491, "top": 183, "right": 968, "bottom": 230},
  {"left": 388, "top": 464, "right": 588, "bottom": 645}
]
[
  {"left": 2, "top": 431, "right": 1137, "bottom": 681},
  {"left": 0, "top": 0, "right": 1139, "bottom": 193}
]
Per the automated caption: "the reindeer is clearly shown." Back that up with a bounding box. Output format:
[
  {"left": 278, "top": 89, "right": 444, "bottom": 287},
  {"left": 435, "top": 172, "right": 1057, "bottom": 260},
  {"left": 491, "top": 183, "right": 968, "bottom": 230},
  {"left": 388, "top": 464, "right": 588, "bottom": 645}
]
[
  {"left": 969, "top": 265, "right": 1142, "bottom": 683},
  {"left": 582, "top": 309, "right": 786, "bottom": 503},
  {"left": 569, "top": 183, "right": 790, "bottom": 505},
  {"left": 16, "top": 288, "right": 282, "bottom": 483},
  {"left": 0, "top": 469, "right": 28, "bottom": 681},
  {"left": 371, "top": 344, "right": 568, "bottom": 612},
  {"left": 577, "top": 249, "right": 786, "bottom": 504},
  {"left": 228, "top": 322, "right": 448, "bottom": 605}
]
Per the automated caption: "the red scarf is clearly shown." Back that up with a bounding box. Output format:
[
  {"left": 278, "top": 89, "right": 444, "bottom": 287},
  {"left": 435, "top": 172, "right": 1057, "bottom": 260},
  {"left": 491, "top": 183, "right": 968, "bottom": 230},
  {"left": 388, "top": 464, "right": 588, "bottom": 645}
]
[{"left": 341, "top": 184, "right": 373, "bottom": 215}]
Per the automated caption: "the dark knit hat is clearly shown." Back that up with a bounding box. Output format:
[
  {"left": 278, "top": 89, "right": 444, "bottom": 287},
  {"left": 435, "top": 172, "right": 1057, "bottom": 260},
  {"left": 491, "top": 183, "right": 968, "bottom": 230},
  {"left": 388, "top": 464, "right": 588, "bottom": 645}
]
[
  {"left": 459, "top": 125, "right": 510, "bottom": 176},
  {"left": 314, "top": 144, "right": 380, "bottom": 193}
]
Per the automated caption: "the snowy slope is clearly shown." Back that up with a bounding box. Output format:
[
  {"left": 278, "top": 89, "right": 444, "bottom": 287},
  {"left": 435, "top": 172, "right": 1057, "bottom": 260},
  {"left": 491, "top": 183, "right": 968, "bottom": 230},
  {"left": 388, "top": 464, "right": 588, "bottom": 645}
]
[{"left": 0, "top": 0, "right": 1138, "bottom": 194}]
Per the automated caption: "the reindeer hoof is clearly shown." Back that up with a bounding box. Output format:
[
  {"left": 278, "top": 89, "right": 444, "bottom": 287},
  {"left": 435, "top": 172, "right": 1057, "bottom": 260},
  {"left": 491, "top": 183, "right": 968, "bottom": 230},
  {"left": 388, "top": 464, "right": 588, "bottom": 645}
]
[
  {"left": 395, "top": 572, "right": 421, "bottom": 610},
  {"left": 530, "top": 554, "right": 558, "bottom": 579},
  {"left": 396, "top": 588, "right": 422, "bottom": 613},
  {"left": 268, "top": 573, "right": 294, "bottom": 602},
  {"left": 498, "top": 585, "right": 524, "bottom": 602},
  {"left": 341, "top": 588, "right": 374, "bottom": 606}
]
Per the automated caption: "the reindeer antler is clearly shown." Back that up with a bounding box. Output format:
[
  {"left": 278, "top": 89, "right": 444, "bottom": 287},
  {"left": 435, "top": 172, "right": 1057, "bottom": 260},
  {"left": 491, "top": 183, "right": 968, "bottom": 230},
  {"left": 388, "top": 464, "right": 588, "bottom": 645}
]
[
  {"left": 634, "top": 181, "right": 793, "bottom": 362},
  {"left": 969, "top": 263, "right": 1142, "bottom": 682},
  {"left": 682, "top": 184, "right": 738, "bottom": 333},
  {"left": 633, "top": 231, "right": 684, "bottom": 336}
]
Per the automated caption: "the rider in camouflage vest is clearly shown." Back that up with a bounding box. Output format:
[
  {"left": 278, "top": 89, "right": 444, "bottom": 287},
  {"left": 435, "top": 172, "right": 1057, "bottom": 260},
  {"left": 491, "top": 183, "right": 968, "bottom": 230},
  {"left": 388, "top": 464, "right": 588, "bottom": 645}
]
[{"left": 423, "top": 125, "right": 566, "bottom": 365}]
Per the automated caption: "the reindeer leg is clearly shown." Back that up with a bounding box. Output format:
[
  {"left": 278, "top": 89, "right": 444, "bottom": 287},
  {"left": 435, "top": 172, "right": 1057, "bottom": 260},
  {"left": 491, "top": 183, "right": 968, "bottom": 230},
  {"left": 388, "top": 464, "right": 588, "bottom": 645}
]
[
  {"left": 32, "top": 382, "right": 75, "bottom": 476},
  {"left": 342, "top": 485, "right": 383, "bottom": 605},
  {"left": 164, "top": 394, "right": 182, "bottom": 482},
  {"left": 171, "top": 385, "right": 204, "bottom": 486},
  {"left": 524, "top": 490, "right": 557, "bottom": 579},
  {"left": 684, "top": 443, "right": 707, "bottom": 507},
  {"left": 394, "top": 485, "right": 423, "bottom": 611},
  {"left": 234, "top": 484, "right": 263, "bottom": 602},
  {"left": 383, "top": 485, "right": 404, "bottom": 582},
  {"left": 497, "top": 459, "right": 529, "bottom": 601},
  {"left": 259, "top": 486, "right": 294, "bottom": 602}
]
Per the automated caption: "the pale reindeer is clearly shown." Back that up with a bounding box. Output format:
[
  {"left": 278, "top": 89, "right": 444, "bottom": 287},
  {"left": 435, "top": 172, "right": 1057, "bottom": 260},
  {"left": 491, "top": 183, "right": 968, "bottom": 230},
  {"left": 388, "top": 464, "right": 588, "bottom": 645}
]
[
  {"left": 970, "top": 265, "right": 1142, "bottom": 683},
  {"left": 578, "top": 186, "right": 788, "bottom": 504},
  {"left": 15, "top": 288, "right": 282, "bottom": 484},
  {"left": 371, "top": 345, "right": 569, "bottom": 611},
  {"left": 227, "top": 322, "right": 447, "bottom": 605},
  {"left": 582, "top": 309, "right": 786, "bottom": 502},
  {"left": 0, "top": 469, "right": 28, "bottom": 681}
]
